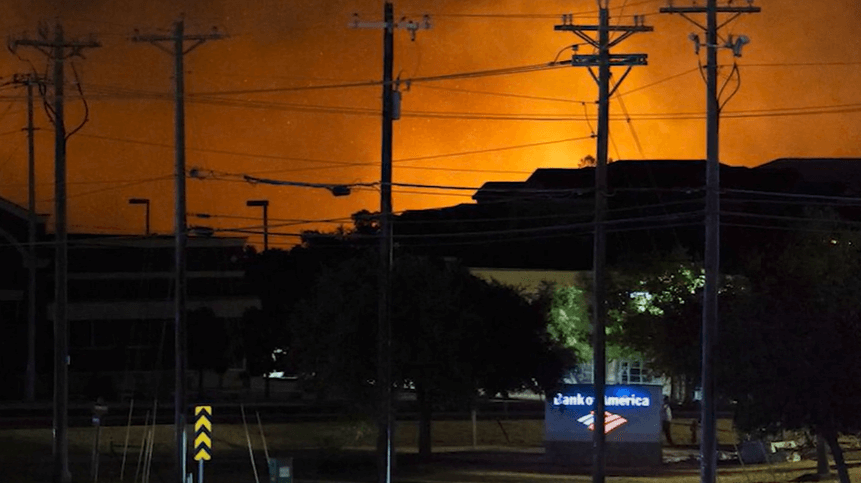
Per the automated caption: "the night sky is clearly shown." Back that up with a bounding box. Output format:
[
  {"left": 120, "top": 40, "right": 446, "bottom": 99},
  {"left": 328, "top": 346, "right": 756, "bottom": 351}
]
[{"left": 0, "top": 0, "right": 858, "bottom": 248}]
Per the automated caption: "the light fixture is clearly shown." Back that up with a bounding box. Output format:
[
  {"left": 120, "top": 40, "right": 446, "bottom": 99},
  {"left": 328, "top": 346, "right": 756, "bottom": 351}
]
[
  {"left": 729, "top": 35, "right": 750, "bottom": 57},
  {"left": 688, "top": 33, "right": 700, "bottom": 55}
]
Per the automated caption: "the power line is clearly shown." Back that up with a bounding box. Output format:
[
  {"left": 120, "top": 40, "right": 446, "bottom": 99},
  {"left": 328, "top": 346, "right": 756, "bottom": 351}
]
[
  {"left": 724, "top": 188, "right": 861, "bottom": 204},
  {"left": 411, "top": 83, "right": 591, "bottom": 104},
  {"left": 79, "top": 79, "right": 861, "bottom": 122},
  {"left": 73, "top": 131, "right": 578, "bottom": 173},
  {"left": 617, "top": 67, "right": 700, "bottom": 97},
  {"left": 37, "top": 174, "right": 173, "bottom": 202},
  {"left": 395, "top": 135, "right": 595, "bottom": 163},
  {"left": 191, "top": 61, "right": 568, "bottom": 97},
  {"left": 30, "top": 73, "right": 861, "bottom": 123},
  {"left": 0, "top": 175, "right": 178, "bottom": 190},
  {"left": 403, "top": 1, "right": 663, "bottom": 20},
  {"left": 104, "top": 189, "right": 861, "bottom": 243},
  {"left": 1, "top": 60, "right": 857, "bottom": 105},
  {"left": 739, "top": 61, "right": 861, "bottom": 68}
]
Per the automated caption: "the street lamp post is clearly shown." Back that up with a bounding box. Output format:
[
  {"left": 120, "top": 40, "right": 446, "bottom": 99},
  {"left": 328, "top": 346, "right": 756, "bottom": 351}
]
[
  {"left": 246, "top": 200, "right": 269, "bottom": 251},
  {"left": 128, "top": 198, "right": 150, "bottom": 236}
]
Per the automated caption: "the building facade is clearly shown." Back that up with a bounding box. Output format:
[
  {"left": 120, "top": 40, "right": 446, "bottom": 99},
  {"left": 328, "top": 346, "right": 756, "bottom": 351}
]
[{"left": 49, "top": 235, "right": 260, "bottom": 400}]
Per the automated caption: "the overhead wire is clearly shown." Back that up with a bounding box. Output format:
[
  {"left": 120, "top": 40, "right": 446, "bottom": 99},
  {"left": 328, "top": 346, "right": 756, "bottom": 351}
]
[
  {"left": 79, "top": 78, "right": 861, "bottom": 122},
  {"left": 37, "top": 174, "right": 174, "bottom": 203},
  {"left": 200, "top": 193, "right": 706, "bottom": 235},
  {"left": 191, "top": 61, "right": 569, "bottom": 97},
  {"left": 17, "top": 59, "right": 859, "bottom": 106},
  {"left": 62, "top": 72, "right": 861, "bottom": 123},
  {"left": 5, "top": 192, "right": 861, "bottom": 253},
  {"left": 394, "top": 135, "right": 595, "bottom": 164},
  {"left": 412, "top": 83, "right": 590, "bottom": 104},
  {"left": 718, "top": 61, "right": 742, "bottom": 112},
  {"left": 74, "top": 132, "right": 539, "bottom": 175},
  {"left": 403, "top": 0, "right": 663, "bottom": 20},
  {"left": 65, "top": 62, "right": 91, "bottom": 140}
]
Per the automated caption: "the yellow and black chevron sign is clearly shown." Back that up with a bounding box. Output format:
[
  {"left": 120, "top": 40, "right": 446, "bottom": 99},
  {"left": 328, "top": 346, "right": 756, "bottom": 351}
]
[{"left": 194, "top": 406, "right": 212, "bottom": 461}]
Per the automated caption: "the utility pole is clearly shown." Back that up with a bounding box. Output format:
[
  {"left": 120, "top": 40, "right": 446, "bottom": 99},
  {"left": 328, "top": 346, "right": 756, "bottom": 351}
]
[
  {"left": 128, "top": 198, "right": 151, "bottom": 236},
  {"left": 11, "top": 72, "right": 46, "bottom": 403},
  {"left": 555, "top": 5, "right": 651, "bottom": 483},
  {"left": 132, "top": 21, "right": 225, "bottom": 483},
  {"left": 246, "top": 199, "right": 269, "bottom": 251},
  {"left": 350, "top": 5, "right": 429, "bottom": 483},
  {"left": 11, "top": 26, "right": 100, "bottom": 483},
  {"left": 660, "top": 2, "right": 759, "bottom": 483}
]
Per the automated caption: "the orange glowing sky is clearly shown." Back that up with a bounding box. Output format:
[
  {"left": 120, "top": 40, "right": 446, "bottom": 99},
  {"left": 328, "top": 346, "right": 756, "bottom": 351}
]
[{"left": 0, "top": 0, "right": 859, "bottom": 248}]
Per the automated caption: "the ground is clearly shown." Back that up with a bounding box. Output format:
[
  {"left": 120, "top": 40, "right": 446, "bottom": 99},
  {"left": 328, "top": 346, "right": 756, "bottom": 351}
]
[{"left": 1, "top": 416, "right": 856, "bottom": 483}]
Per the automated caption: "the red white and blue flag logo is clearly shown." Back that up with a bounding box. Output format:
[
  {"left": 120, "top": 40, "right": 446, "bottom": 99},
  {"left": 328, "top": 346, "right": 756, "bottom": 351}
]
[{"left": 577, "top": 411, "right": 628, "bottom": 434}]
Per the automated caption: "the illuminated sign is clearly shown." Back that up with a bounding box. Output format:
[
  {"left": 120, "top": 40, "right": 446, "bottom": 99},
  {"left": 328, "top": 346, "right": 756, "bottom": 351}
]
[
  {"left": 545, "top": 384, "right": 661, "bottom": 443},
  {"left": 552, "top": 392, "right": 651, "bottom": 408},
  {"left": 577, "top": 411, "right": 628, "bottom": 434}
]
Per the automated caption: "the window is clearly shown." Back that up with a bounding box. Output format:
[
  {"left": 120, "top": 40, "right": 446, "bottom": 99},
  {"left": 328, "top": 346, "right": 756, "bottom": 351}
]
[{"left": 618, "top": 359, "right": 644, "bottom": 384}]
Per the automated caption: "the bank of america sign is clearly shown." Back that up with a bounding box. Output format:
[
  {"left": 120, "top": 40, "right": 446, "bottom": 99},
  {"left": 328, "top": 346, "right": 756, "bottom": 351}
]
[{"left": 576, "top": 411, "right": 628, "bottom": 434}]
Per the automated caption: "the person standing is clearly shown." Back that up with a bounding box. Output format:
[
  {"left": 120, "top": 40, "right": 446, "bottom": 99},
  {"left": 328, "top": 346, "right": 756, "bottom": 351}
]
[{"left": 661, "top": 396, "right": 674, "bottom": 446}]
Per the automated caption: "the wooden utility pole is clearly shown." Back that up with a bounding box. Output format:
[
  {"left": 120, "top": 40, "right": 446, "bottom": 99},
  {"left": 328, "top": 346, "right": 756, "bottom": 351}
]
[
  {"left": 11, "top": 72, "right": 46, "bottom": 403},
  {"left": 25, "top": 75, "right": 38, "bottom": 404},
  {"left": 555, "top": 5, "right": 651, "bottom": 483},
  {"left": 11, "top": 26, "right": 100, "bottom": 483},
  {"left": 132, "top": 20, "right": 225, "bottom": 483},
  {"left": 660, "top": 2, "right": 759, "bottom": 482},
  {"left": 350, "top": 5, "right": 430, "bottom": 483}
]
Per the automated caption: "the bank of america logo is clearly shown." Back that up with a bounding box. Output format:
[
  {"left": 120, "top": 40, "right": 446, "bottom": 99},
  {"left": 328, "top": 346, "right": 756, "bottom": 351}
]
[{"left": 577, "top": 411, "right": 628, "bottom": 434}]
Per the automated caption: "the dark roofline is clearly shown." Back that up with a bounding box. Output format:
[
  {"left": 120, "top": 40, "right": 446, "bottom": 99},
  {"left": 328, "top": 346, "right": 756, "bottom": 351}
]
[
  {"left": 57, "top": 233, "right": 249, "bottom": 249},
  {"left": 0, "top": 196, "right": 27, "bottom": 221}
]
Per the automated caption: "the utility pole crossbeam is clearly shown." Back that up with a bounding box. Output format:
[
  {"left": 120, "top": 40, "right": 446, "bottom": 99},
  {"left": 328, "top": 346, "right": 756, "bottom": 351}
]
[
  {"left": 10, "top": 73, "right": 47, "bottom": 404},
  {"left": 350, "top": 4, "right": 430, "bottom": 483},
  {"left": 660, "top": 3, "right": 759, "bottom": 483},
  {"left": 555, "top": 8, "right": 651, "bottom": 483},
  {"left": 11, "top": 26, "right": 100, "bottom": 483},
  {"left": 132, "top": 21, "right": 225, "bottom": 483}
]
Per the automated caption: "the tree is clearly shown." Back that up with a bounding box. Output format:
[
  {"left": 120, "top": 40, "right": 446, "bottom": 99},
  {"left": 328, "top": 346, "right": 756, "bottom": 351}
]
[
  {"left": 240, "top": 306, "right": 287, "bottom": 398},
  {"left": 719, "top": 214, "right": 861, "bottom": 483},
  {"left": 569, "top": 218, "right": 861, "bottom": 482},
  {"left": 536, "top": 253, "right": 703, "bottom": 394},
  {"left": 242, "top": 244, "right": 356, "bottom": 397},
  {"left": 187, "top": 307, "right": 229, "bottom": 394},
  {"left": 537, "top": 281, "right": 591, "bottom": 358},
  {"left": 605, "top": 251, "right": 707, "bottom": 399},
  {"left": 289, "top": 250, "right": 569, "bottom": 459},
  {"left": 577, "top": 154, "right": 614, "bottom": 168}
]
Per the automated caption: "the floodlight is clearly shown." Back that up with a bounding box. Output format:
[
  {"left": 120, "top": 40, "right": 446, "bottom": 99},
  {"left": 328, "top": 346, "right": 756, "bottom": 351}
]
[
  {"left": 688, "top": 33, "right": 700, "bottom": 55},
  {"left": 731, "top": 35, "right": 750, "bottom": 57}
]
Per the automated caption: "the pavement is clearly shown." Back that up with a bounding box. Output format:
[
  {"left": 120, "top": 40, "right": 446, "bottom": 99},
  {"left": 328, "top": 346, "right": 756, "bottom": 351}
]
[{"left": 1, "top": 443, "right": 840, "bottom": 483}]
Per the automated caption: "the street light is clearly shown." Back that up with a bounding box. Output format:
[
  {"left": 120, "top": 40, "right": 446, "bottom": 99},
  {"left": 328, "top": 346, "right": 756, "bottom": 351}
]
[
  {"left": 128, "top": 198, "right": 150, "bottom": 236},
  {"left": 246, "top": 199, "right": 269, "bottom": 251}
]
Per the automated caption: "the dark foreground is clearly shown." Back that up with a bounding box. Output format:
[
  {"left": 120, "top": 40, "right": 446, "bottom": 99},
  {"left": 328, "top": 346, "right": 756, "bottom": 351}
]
[{"left": 1, "top": 420, "right": 857, "bottom": 483}]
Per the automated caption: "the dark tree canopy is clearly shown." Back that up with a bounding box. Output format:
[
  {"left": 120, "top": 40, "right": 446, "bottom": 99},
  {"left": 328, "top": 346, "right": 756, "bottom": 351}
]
[
  {"left": 718, "top": 215, "right": 861, "bottom": 483},
  {"left": 241, "top": 242, "right": 361, "bottom": 392},
  {"left": 593, "top": 217, "right": 861, "bottom": 483},
  {"left": 187, "top": 307, "right": 230, "bottom": 391},
  {"left": 287, "top": 249, "right": 570, "bottom": 456}
]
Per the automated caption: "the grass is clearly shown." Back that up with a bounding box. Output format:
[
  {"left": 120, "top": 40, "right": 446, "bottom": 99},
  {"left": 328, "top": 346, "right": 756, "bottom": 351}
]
[{"left": 1, "top": 416, "right": 858, "bottom": 483}]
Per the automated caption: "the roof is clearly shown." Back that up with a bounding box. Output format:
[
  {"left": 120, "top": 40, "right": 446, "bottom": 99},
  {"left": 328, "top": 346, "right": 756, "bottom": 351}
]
[
  {"left": 396, "top": 158, "right": 861, "bottom": 270},
  {"left": 755, "top": 158, "right": 861, "bottom": 194}
]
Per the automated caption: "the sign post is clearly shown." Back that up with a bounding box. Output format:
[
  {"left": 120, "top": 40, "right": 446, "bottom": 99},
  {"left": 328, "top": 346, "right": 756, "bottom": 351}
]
[
  {"left": 91, "top": 400, "right": 108, "bottom": 483},
  {"left": 194, "top": 406, "right": 212, "bottom": 483}
]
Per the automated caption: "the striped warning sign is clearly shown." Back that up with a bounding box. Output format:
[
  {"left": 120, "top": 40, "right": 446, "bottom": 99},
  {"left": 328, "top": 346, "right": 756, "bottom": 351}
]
[{"left": 194, "top": 406, "right": 212, "bottom": 461}]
